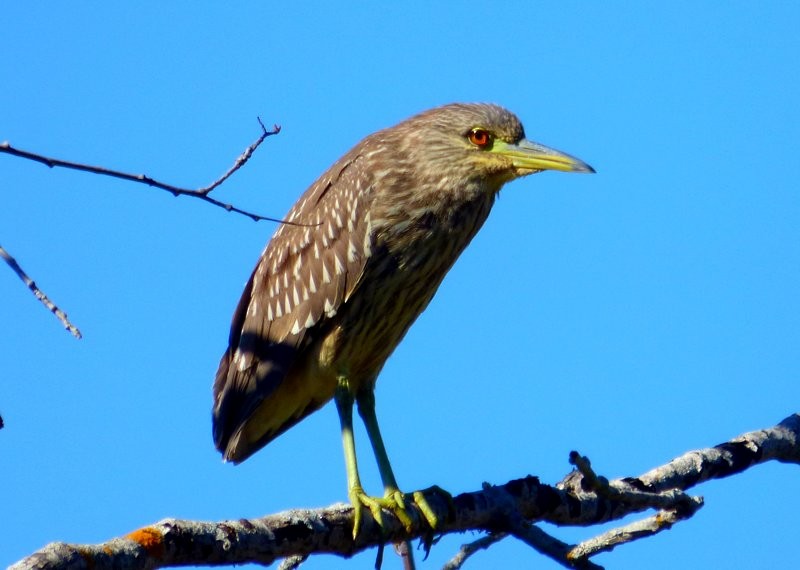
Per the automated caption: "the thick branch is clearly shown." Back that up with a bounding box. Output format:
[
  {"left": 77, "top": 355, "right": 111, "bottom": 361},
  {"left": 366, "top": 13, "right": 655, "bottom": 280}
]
[
  {"left": 12, "top": 413, "right": 799, "bottom": 570},
  {"left": 1, "top": 119, "right": 283, "bottom": 222},
  {"left": 635, "top": 412, "right": 800, "bottom": 491}
]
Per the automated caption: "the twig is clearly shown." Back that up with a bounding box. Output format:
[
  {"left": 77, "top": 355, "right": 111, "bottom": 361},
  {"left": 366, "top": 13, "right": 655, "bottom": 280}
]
[
  {"left": 0, "top": 119, "right": 284, "bottom": 222},
  {"left": 199, "top": 117, "right": 276, "bottom": 196},
  {"left": 567, "top": 508, "right": 689, "bottom": 562},
  {"left": 558, "top": 450, "right": 703, "bottom": 567},
  {"left": 567, "top": 451, "right": 699, "bottom": 511},
  {"left": 509, "top": 522, "right": 603, "bottom": 570},
  {"left": 277, "top": 554, "right": 307, "bottom": 570},
  {"left": 1, "top": 244, "right": 82, "bottom": 339},
  {"left": 441, "top": 532, "right": 507, "bottom": 570},
  {"left": 396, "top": 540, "right": 416, "bottom": 570}
]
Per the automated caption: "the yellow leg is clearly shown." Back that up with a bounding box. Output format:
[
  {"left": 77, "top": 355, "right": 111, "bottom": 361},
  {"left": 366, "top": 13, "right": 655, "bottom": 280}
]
[
  {"left": 356, "top": 386, "right": 447, "bottom": 532},
  {"left": 334, "top": 376, "right": 449, "bottom": 543},
  {"left": 334, "top": 376, "right": 372, "bottom": 537}
]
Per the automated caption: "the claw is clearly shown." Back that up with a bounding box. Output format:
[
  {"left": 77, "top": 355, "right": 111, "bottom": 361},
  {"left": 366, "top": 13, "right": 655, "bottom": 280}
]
[
  {"left": 350, "top": 486, "right": 414, "bottom": 538},
  {"left": 413, "top": 485, "right": 454, "bottom": 530},
  {"left": 348, "top": 484, "right": 368, "bottom": 538},
  {"left": 349, "top": 485, "right": 453, "bottom": 539}
]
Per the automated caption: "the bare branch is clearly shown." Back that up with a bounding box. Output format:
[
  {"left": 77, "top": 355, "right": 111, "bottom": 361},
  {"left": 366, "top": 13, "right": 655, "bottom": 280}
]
[
  {"left": 198, "top": 117, "right": 277, "bottom": 196},
  {"left": 634, "top": 412, "right": 800, "bottom": 491},
  {"left": 11, "top": 413, "right": 799, "bottom": 570},
  {"left": 0, "top": 244, "right": 82, "bottom": 339},
  {"left": 566, "top": 451, "right": 700, "bottom": 512},
  {"left": 567, "top": 508, "right": 690, "bottom": 562},
  {"left": 277, "top": 554, "right": 308, "bottom": 570},
  {"left": 0, "top": 120, "right": 284, "bottom": 222},
  {"left": 441, "top": 532, "right": 508, "bottom": 570},
  {"left": 509, "top": 523, "right": 603, "bottom": 570}
]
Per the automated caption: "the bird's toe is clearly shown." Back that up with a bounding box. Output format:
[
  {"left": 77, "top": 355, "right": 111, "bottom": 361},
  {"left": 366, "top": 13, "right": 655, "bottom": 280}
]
[
  {"left": 412, "top": 485, "right": 454, "bottom": 530},
  {"left": 349, "top": 485, "right": 454, "bottom": 539}
]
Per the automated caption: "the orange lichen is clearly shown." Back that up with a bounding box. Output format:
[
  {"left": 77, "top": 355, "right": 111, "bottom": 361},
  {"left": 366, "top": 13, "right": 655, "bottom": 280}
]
[{"left": 126, "top": 526, "right": 165, "bottom": 558}]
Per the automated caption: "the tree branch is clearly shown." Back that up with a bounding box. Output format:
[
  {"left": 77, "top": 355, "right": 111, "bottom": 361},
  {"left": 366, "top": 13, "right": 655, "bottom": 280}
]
[
  {"left": 1, "top": 119, "right": 283, "bottom": 222},
  {"left": 12, "top": 413, "right": 799, "bottom": 570},
  {"left": 1, "top": 244, "right": 82, "bottom": 339},
  {"left": 441, "top": 532, "right": 508, "bottom": 570},
  {"left": 3, "top": 119, "right": 303, "bottom": 339}
]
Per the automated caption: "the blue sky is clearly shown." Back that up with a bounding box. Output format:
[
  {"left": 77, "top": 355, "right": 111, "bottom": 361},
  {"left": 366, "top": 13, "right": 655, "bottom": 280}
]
[{"left": 2, "top": 3, "right": 798, "bottom": 568}]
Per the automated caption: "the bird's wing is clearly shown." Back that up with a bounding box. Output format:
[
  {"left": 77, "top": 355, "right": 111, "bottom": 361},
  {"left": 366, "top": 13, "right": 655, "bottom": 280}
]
[{"left": 212, "top": 152, "right": 374, "bottom": 460}]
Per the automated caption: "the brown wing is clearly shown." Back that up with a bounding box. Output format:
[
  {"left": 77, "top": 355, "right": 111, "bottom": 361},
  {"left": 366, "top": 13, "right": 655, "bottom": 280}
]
[{"left": 212, "top": 150, "right": 374, "bottom": 462}]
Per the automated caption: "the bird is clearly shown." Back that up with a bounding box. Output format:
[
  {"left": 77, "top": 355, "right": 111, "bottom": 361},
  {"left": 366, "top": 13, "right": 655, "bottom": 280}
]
[{"left": 212, "top": 103, "right": 593, "bottom": 537}]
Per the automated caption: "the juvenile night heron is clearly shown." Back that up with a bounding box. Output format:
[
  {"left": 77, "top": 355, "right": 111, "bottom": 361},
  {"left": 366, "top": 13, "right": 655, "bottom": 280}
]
[{"left": 213, "top": 103, "right": 593, "bottom": 535}]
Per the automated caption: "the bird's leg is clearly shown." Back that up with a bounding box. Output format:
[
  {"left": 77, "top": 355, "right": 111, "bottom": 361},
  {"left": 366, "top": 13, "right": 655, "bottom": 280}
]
[
  {"left": 355, "top": 388, "right": 402, "bottom": 501},
  {"left": 335, "top": 375, "right": 394, "bottom": 538},
  {"left": 356, "top": 387, "right": 447, "bottom": 532}
]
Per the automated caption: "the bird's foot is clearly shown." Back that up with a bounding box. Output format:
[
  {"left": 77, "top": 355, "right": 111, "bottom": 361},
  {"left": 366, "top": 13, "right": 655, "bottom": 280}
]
[
  {"left": 350, "top": 485, "right": 412, "bottom": 538},
  {"left": 412, "top": 484, "right": 454, "bottom": 530},
  {"left": 349, "top": 484, "right": 453, "bottom": 538}
]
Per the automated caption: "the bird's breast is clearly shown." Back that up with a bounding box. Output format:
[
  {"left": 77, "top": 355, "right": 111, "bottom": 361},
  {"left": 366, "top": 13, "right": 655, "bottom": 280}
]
[{"left": 325, "top": 190, "right": 496, "bottom": 389}]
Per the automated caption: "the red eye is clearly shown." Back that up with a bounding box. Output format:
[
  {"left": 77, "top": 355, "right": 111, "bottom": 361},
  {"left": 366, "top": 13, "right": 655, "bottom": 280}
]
[{"left": 468, "top": 128, "right": 491, "bottom": 148}]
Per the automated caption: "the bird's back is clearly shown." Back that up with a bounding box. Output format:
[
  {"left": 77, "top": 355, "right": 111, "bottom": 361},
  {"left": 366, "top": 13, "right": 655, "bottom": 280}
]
[{"left": 212, "top": 142, "right": 375, "bottom": 462}]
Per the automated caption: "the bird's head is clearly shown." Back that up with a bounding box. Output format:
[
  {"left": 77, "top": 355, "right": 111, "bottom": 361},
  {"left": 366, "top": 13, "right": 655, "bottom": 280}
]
[{"left": 385, "top": 103, "right": 594, "bottom": 193}]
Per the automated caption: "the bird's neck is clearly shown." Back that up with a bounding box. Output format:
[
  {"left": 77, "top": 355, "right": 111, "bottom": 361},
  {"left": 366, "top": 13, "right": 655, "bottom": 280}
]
[{"left": 372, "top": 181, "right": 496, "bottom": 272}]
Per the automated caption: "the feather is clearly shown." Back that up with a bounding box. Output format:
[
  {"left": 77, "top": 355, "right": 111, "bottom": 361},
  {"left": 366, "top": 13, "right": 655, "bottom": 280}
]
[{"left": 212, "top": 153, "right": 374, "bottom": 461}]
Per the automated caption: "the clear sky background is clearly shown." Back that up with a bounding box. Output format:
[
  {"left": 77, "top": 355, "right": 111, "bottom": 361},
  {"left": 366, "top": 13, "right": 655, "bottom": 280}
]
[{"left": 2, "top": 3, "right": 798, "bottom": 569}]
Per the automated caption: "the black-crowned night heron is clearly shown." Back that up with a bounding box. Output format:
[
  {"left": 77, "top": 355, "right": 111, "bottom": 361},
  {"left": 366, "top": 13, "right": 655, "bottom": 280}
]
[{"left": 213, "top": 103, "right": 593, "bottom": 537}]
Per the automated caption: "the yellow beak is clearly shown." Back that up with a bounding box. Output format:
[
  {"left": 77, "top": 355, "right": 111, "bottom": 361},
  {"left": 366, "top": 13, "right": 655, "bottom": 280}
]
[{"left": 493, "top": 138, "right": 595, "bottom": 174}]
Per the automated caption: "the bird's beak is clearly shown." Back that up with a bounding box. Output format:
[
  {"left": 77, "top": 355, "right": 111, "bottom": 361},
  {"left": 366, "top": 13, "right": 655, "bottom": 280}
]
[{"left": 493, "top": 139, "right": 595, "bottom": 174}]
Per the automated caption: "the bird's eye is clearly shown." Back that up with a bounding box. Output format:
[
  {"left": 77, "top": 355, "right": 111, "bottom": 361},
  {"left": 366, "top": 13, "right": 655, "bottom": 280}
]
[{"left": 467, "top": 128, "right": 492, "bottom": 149}]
